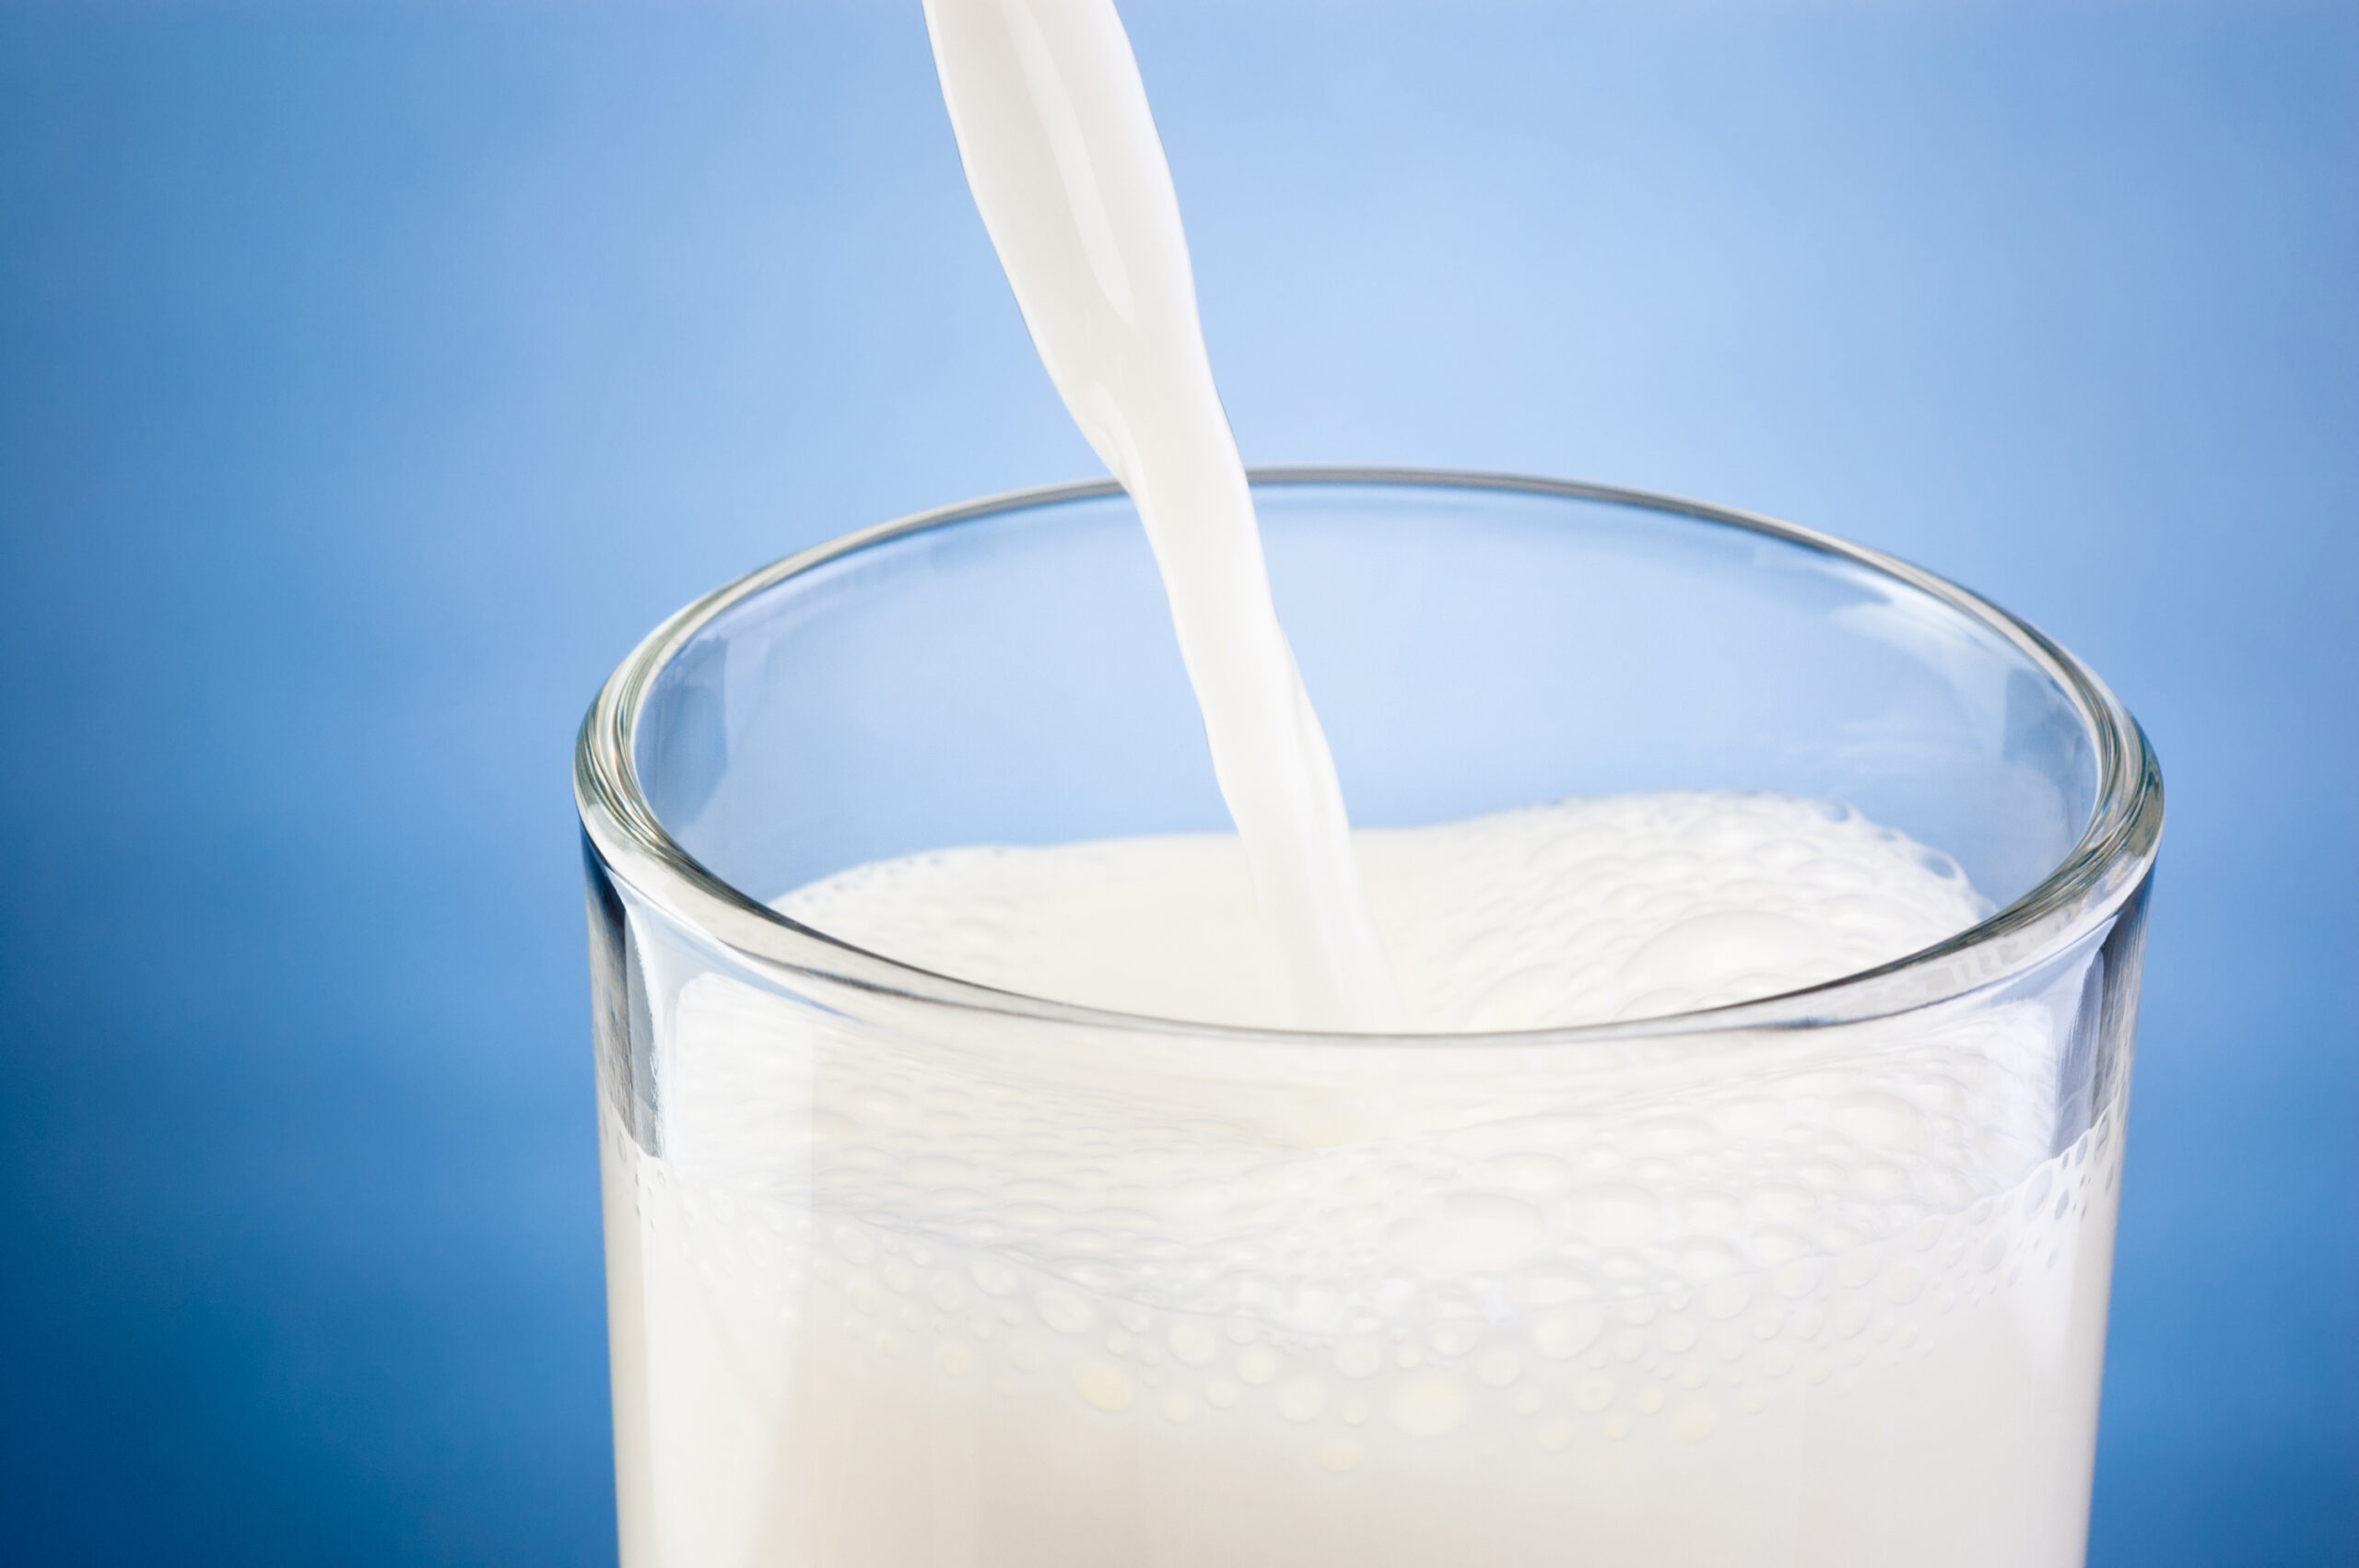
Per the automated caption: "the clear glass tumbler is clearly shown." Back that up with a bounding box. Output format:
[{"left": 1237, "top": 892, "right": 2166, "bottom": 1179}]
[{"left": 576, "top": 470, "right": 2161, "bottom": 1567}]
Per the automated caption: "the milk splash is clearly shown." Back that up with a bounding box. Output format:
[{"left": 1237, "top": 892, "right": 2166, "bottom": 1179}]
[{"left": 921, "top": 0, "right": 1400, "bottom": 1029}]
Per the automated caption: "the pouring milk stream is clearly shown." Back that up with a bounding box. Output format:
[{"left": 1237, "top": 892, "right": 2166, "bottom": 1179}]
[{"left": 920, "top": 0, "right": 1401, "bottom": 1030}]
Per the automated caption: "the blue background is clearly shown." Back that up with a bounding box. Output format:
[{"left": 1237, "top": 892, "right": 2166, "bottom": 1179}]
[{"left": 1, "top": 1, "right": 2351, "bottom": 1562}]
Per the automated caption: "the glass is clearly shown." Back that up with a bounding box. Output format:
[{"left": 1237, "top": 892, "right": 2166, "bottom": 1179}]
[{"left": 577, "top": 470, "right": 2161, "bottom": 1567}]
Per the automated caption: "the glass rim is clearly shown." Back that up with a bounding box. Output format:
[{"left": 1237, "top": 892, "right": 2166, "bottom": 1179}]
[{"left": 575, "top": 467, "right": 2164, "bottom": 1048}]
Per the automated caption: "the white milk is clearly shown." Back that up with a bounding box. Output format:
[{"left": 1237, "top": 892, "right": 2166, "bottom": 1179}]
[
  {"left": 598, "top": 6, "right": 2122, "bottom": 1562},
  {"left": 921, "top": 0, "right": 1397, "bottom": 1028},
  {"left": 601, "top": 795, "right": 2121, "bottom": 1566},
  {"left": 775, "top": 793, "right": 1993, "bottom": 1034}
]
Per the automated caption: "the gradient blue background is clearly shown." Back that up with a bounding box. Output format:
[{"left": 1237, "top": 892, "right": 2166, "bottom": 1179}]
[{"left": 1, "top": 2, "right": 2352, "bottom": 1562}]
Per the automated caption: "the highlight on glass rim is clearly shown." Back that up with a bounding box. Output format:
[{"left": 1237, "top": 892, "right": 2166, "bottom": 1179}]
[{"left": 574, "top": 3, "right": 2164, "bottom": 1564}]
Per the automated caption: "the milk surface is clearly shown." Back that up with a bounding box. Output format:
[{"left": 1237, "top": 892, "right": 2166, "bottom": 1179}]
[
  {"left": 781, "top": 792, "right": 1990, "bottom": 1033},
  {"left": 601, "top": 796, "right": 2121, "bottom": 1566}
]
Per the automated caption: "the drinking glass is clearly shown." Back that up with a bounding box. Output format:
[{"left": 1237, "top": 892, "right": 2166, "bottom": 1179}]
[{"left": 577, "top": 470, "right": 2161, "bottom": 1567}]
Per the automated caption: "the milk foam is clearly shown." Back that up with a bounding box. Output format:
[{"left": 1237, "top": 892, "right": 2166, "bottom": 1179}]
[{"left": 779, "top": 792, "right": 1992, "bottom": 1032}]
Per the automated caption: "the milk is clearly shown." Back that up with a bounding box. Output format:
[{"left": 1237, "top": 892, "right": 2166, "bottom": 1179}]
[
  {"left": 598, "top": 795, "right": 2122, "bottom": 1565},
  {"left": 921, "top": 0, "right": 1397, "bottom": 1028},
  {"left": 774, "top": 792, "right": 1995, "bottom": 1033},
  {"left": 595, "top": 4, "right": 2128, "bottom": 1562}
]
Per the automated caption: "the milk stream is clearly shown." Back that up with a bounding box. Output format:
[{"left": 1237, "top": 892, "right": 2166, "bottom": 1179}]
[
  {"left": 599, "top": 795, "right": 2124, "bottom": 1566},
  {"left": 920, "top": 0, "right": 1399, "bottom": 1029}
]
